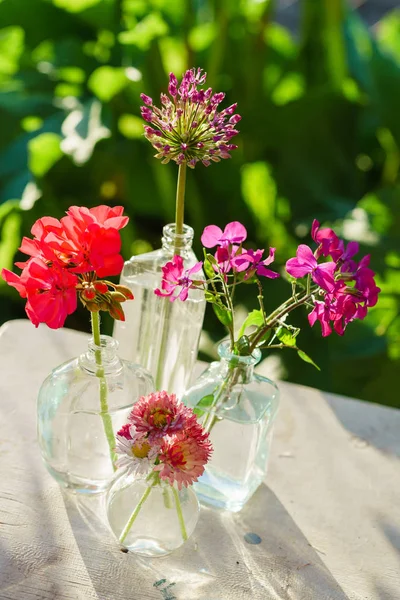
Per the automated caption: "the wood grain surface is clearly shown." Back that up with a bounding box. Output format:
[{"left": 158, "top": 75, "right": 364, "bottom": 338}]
[{"left": 0, "top": 320, "right": 399, "bottom": 600}]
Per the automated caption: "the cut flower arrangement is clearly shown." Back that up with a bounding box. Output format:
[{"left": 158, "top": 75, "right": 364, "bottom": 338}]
[
  {"left": 106, "top": 390, "right": 212, "bottom": 555},
  {"left": 156, "top": 218, "right": 381, "bottom": 510},
  {"left": 1, "top": 205, "right": 154, "bottom": 493}
]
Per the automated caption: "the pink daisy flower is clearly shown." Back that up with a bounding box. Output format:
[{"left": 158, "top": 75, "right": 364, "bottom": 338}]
[
  {"left": 115, "top": 427, "right": 158, "bottom": 476},
  {"left": 129, "top": 391, "right": 195, "bottom": 439},
  {"left": 155, "top": 426, "right": 213, "bottom": 489}
]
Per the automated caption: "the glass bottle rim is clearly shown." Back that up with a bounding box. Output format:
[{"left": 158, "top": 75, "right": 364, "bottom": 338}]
[
  {"left": 162, "top": 223, "right": 194, "bottom": 242},
  {"left": 218, "top": 340, "right": 261, "bottom": 365}
]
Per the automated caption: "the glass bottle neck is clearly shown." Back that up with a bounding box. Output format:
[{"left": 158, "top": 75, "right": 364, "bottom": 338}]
[
  {"left": 161, "top": 223, "right": 194, "bottom": 258},
  {"left": 218, "top": 341, "right": 261, "bottom": 384},
  {"left": 79, "top": 335, "right": 122, "bottom": 374}
]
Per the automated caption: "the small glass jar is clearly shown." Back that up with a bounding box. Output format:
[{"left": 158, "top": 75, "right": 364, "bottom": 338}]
[
  {"left": 106, "top": 472, "right": 200, "bottom": 556},
  {"left": 182, "top": 341, "right": 279, "bottom": 512},
  {"left": 37, "top": 335, "right": 154, "bottom": 494},
  {"left": 113, "top": 223, "right": 206, "bottom": 397}
]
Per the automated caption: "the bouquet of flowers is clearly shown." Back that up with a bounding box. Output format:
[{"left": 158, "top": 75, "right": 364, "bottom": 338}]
[
  {"left": 156, "top": 219, "right": 381, "bottom": 423},
  {"left": 1, "top": 205, "right": 134, "bottom": 465},
  {"left": 109, "top": 391, "right": 212, "bottom": 547}
]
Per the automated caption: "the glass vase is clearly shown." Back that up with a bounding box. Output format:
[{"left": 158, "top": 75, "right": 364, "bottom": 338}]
[
  {"left": 37, "top": 335, "right": 154, "bottom": 494},
  {"left": 106, "top": 472, "right": 200, "bottom": 556},
  {"left": 182, "top": 341, "right": 279, "bottom": 512},
  {"left": 113, "top": 223, "right": 206, "bottom": 397}
]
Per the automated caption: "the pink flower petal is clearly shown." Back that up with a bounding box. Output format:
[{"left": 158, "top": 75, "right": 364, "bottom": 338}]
[{"left": 201, "top": 225, "right": 223, "bottom": 248}]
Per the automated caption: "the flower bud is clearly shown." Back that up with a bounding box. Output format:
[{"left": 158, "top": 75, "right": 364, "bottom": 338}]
[{"left": 114, "top": 285, "right": 134, "bottom": 300}]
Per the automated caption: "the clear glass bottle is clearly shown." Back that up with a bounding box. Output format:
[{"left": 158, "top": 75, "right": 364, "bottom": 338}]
[
  {"left": 182, "top": 341, "right": 279, "bottom": 512},
  {"left": 113, "top": 223, "right": 206, "bottom": 397},
  {"left": 37, "top": 335, "right": 154, "bottom": 494},
  {"left": 106, "top": 472, "right": 200, "bottom": 557}
]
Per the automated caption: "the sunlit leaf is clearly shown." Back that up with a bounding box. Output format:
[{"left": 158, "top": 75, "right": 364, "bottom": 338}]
[
  {"left": 118, "top": 13, "right": 168, "bottom": 50},
  {"left": 28, "top": 133, "right": 63, "bottom": 177},
  {"left": 213, "top": 303, "right": 233, "bottom": 328},
  {"left": 52, "top": 0, "right": 102, "bottom": 12},
  {"left": 0, "top": 26, "right": 24, "bottom": 78},
  {"left": 118, "top": 114, "right": 144, "bottom": 139},
  {"left": 188, "top": 23, "right": 216, "bottom": 52},
  {"left": 297, "top": 350, "right": 320, "bottom": 371},
  {"left": 193, "top": 394, "right": 214, "bottom": 418},
  {"left": 88, "top": 66, "right": 128, "bottom": 102},
  {"left": 238, "top": 309, "right": 264, "bottom": 338}
]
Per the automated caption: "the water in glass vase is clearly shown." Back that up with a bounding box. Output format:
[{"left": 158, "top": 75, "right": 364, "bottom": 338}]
[
  {"left": 182, "top": 342, "right": 279, "bottom": 512},
  {"left": 113, "top": 224, "right": 206, "bottom": 396}
]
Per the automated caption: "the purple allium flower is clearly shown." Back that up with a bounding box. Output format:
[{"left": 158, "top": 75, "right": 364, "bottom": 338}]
[
  {"left": 155, "top": 255, "right": 203, "bottom": 301},
  {"left": 140, "top": 68, "right": 240, "bottom": 168}
]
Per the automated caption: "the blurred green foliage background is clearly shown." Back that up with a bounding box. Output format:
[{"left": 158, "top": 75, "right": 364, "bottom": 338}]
[{"left": 0, "top": 0, "right": 399, "bottom": 407}]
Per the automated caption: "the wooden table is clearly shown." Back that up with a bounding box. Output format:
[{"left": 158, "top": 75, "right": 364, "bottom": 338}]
[{"left": 0, "top": 319, "right": 399, "bottom": 600}]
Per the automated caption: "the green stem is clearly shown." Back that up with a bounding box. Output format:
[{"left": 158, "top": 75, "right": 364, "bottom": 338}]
[
  {"left": 91, "top": 311, "right": 116, "bottom": 470},
  {"left": 172, "top": 486, "right": 188, "bottom": 542},
  {"left": 119, "top": 484, "right": 152, "bottom": 545},
  {"left": 174, "top": 162, "right": 187, "bottom": 246}
]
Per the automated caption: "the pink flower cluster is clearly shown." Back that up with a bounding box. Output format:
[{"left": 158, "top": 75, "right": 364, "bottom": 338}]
[
  {"left": 140, "top": 68, "right": 240, "bottom": 168},
  {"left": 154, "top": 221, "right": 279, "bottom": 301},
  {"left": 286, "top": 220, "right": 381, "bottom": 336},
  {"left": 1, "top": 205, "right": 131, "bottom": 328},
  {"left": 115, "top": 391, "right": 212, "bottom": 489}
]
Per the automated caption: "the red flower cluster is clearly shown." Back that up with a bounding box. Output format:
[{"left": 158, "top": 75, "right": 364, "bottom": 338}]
[{"left": 1, "top": 205, "right": 132, "bottom": 329}]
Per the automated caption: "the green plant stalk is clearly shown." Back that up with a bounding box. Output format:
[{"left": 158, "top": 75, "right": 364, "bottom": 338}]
[
  {"left": 154, "top": 162, "right": 187, "bottom": 389},
  {"left": 91, "top": 311, "right": 117, "bottom": 470},
  {"left": 249, "top": 291, "right": 313, "bottom": 353},
  {"left": 119, "top": 484, "right": 152, "bottom": 545},
  {"left": 172, "top": 486, "right": 188, "bottom": 542},
  {"left": 174, "top": 162, "right": 187, "bottom": 242}
]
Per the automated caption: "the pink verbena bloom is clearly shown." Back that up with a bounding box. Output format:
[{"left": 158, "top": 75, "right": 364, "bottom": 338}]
[
  {"left": 155, "top": 255, "right": 203, "bottom": 301},
  {"left": 201, "top": 221, "right": 247, "bottom": 248},
  {"left": 115, "top": 427, "right": 159, "bottom": 476},
  {"left": 154, "top": 426, "right": 213, "bottom": 489},
  {"left": 286, "top": 244, "right": 336, "bottom": 292},
  {"left": 1, "top": 258, "right": 78, "bottom": 329},
  {"left": 129, "top": 391, "right": 197, "bottom": 439},
  {"left": 232, "top": 248, "right": 279, "bottom": 280},
  {"left": 141, "top": 68, "right": 240, "bottom": 168}
]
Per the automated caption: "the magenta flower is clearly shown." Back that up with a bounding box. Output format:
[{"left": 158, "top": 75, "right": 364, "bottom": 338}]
[
  {"left": 201, "top": 221, "right": 247, "bottom": 248},
  {"left": 311, "top": 219, "right": 342, "bottom": 260},
  {"left": 140, "top": 68, "right": 240, "bottom": 168},
  {"left": 155, "top": 255, "right": 203, "bottom": 302},
  {"left": 286, "top": 244, "right": 336, "bottom": 292},
  {"left": 232, "top": 248, "right": 279, "bottom": 280}
]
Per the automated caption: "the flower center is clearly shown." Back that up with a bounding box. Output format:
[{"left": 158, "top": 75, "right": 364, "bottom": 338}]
[
  {"left": 131, "top": 441, "right": 151, "bottom": 459},
  {"left": 151, "top": 409, "right": 171, "bottom": 428}
]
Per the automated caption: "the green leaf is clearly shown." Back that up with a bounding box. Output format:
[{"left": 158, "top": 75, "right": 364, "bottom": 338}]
[
  {"left": 118, "top": 13, "right": 168, "bottom": 50},
  {"left": 204, "top": 290, "right": 217, "bottom": 304},
  {"left": 236, "top": 335, "right": 251, "bottom": 356},
  {"left": 297, "top": 350, "right": 321, "bottom": 371},
  {"left": 213, "top": 303, "right": 233, "bottom": 328},
  {"left": 277, "top": 328, "right": 297, "bottom": 346},
  {"left": 203, "top": 258, "right": 215, "bottom": 279},
  {"left": 0, "top": 26, "right": 24, "bottom": 78},
  {"left": 28, "top": 133, "right": 63, "bottom": 177},
  {"left": 52, "top": 0, "right": 102, "bottom": 12},
  {"left": 193, "top": 394, "right": 215, "bottom": 418},
  {"left": 88, "top": 66, "right": 128, "bottom": 103},
  {"left": 238, "top": 309, "right": 264, "bottom": 338}
]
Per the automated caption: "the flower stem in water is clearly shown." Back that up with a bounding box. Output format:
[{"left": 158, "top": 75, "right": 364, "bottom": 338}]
[
  {"left": 91, "top": 311, "right": 116, "bottom": 469},
  {"left": 172, "top": 486, "right": 188, "bottom": 541}
]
